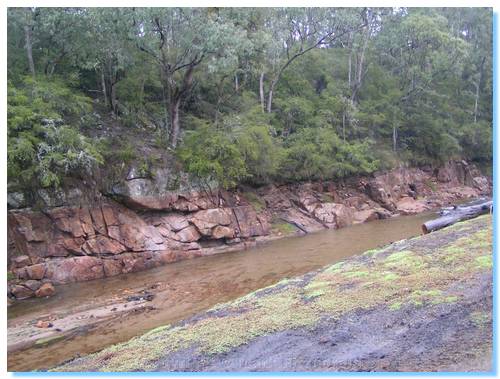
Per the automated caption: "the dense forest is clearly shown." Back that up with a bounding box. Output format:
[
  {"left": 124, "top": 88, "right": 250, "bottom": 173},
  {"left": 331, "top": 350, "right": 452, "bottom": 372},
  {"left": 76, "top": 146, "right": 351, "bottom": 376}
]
[{"left": 7, "top": 7, "right": 493, "bottom": 193}]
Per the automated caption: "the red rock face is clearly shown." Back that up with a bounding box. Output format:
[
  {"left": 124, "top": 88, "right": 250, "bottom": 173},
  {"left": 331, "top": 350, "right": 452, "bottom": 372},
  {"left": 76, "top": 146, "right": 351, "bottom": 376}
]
[{"left": 7, "top": 161, "right": 491, "bottom": 294}]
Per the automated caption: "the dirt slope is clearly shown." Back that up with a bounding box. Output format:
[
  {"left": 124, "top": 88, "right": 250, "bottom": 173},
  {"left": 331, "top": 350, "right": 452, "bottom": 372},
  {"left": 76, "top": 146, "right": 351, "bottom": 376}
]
[{"left": 54, "top": 215, "right": 493, "bottom": 373}]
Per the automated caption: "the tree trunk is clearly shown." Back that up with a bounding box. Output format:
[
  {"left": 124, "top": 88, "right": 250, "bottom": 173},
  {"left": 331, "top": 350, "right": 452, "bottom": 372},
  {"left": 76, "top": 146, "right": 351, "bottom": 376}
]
[
  {"left": 234, "top": 74, "right": 239, "bottom": 92},
  {"left": 110, "top": 82, "right": 117, "bottom": 115},
  {"left": 169, "top": 98, "right": 181, "bottom": 148},
  {"left": 347, "top": 33, "right": 352, "bottom": 90},
  {"left": 473, "top": 82, "right": 479, "bottom": 124},
  {"left": 342, "top": 112, "right": 346, "bottom": 142},
  {"left": 392, "top": 125, "right": 397, "bottom": 152},
  {"left": 351, "top": 21, "right": 370, "bottom": 103},
  {"left": 24, "top": 10, "right": 35, "bottom": 78},
  {"left": 267, "top": 79, "right": 277, "bottom": 114},
  {"left": 259, "top": 72, "right": 265, "bottom": 113},
  {"left": 422, "top": 200, "right": 492, "bottom": 234},
  {"left": 101, "top": 69, "right": 108, "bottom": 107},
  {"left": 473, "top": 57, "right": 485, "bottom": 124}
]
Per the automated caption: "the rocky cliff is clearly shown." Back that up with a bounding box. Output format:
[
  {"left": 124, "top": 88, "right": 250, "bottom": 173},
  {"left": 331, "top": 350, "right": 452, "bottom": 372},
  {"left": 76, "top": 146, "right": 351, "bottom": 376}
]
[{"left": 7, "top": 160, "right": 491, "bottom": 300}]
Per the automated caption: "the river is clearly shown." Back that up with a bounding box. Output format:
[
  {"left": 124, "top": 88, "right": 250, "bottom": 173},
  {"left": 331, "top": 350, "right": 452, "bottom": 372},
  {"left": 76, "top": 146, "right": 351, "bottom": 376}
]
[{"left": 8, "top": 211, "right": 434, "bottom": 371}]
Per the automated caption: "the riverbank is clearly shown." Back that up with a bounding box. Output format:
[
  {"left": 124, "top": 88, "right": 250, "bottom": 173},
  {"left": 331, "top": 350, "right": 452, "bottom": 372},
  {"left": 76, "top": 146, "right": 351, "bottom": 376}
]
[
  {"left": 8, "top": 211, "right": 434, "bottom": 371},
  {"left": 55, "top": 214, "right": 493, "bottom": 372},
  {"left": 7, "top": 160, "right": 491, "bottom": 300}
]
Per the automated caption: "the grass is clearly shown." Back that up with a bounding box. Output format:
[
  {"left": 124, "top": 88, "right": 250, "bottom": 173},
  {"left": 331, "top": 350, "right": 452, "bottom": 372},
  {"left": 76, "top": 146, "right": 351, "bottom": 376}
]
[{"left": 55, "top": 215, "right": 492, "bottom": 372}]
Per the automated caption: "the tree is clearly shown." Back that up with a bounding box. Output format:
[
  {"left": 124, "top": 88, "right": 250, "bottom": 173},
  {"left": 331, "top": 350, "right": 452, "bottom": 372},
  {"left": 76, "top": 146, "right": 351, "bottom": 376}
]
[
  {"left": 262, "top": 8, "right": 364, "bottom": 113},
  {"left": 133, "top": 8, "right": 247, "bottom": 147}
]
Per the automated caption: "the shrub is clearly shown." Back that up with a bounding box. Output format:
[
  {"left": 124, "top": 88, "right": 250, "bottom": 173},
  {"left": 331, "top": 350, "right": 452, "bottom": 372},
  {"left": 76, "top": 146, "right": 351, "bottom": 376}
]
[{"left": 8, "top": 77, "right": 103, "bottom": 190}]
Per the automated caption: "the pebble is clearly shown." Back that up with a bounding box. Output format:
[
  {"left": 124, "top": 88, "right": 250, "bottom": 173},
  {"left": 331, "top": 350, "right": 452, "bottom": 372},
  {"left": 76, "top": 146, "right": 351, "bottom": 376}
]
[{"left": 35, "top": 320, "right": 53, "bottom": 328}]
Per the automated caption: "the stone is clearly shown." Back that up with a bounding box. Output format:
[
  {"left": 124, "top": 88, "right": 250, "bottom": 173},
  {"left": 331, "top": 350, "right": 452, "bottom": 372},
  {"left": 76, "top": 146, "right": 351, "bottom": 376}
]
[
  {"left": 11, "top": 285, "right": 34, "bottom": 300},
  {"left": 36, "top": 320, "right": 53, "bottom": 328},
  {"left": 103, "top": 258, "right": 123, "bottom": 277},
  {"left": 162, "top": 214, "right": 190, "bottom": 232},
  {"left": 23, "top": 280, "right": 42, "bottom": 291},
  {"left": 374, "top": 207, "right": 393, "bottom": 219},
  {"left": 472, "top": 176, "right": 490, "bottom": 194},
  {"left": 45, "top": 256, "right": 104, "bottom": 284},
  {"left": 7, "top": 192, "right": 26, "bottom": 209},
  {"left": 82, "top": 236, "right": 127, "bottom": 256},
  {"left": 190, "top": 208, "right": 233, "bottom": 236},
  {"left": 353, "top": 209, "right": 379, "bottom": 224},
  {"left": 212, "top": 225, "right": 235, "bottom": 239},
  {"left": 61, "top": 236, "right": 85, "bottom": 255},
  {"left": 48, "top": 207, "right": 85, "bottom": 238},
  {"left": 298, "top": 192, "right": 320, "bottom": 213},
  {"left": 174, "top": 225, "right": 201, "bottom": 243},
  {"left": 79, "top": 208, "right": 95, "bottom": 237},
  {"left": 396, "top": 196, "right": 429, "bottom": 215},
  {"left": 35, "top": 283, "right": 55, "bottom": 298},
  {"left": 122, "top": 255, "right": 146, "bottom": 274},
  {"left": 101, "top": 204, "right": 120, "bottom": 227},
  {"left": 313, "top": 203, "right": 354, "bottom": 229},
  {"left": 26, "top": 264, "right": 46, "bottom": 280},
  {"left": 11, "top": 255, "right": 31, "bottom": 269},
  {"left": 8, "top": 211, "right": 52, "bottom": 243},
  {"left": 232, "top": 206, "right": 269, "bottom": 238},
  {"left": 90, "top": 207, "right": 107, "bottom": 235},
  {"left": 280, "top": 208, "right": 324, "bottom": 233},
  {"left": 70, "top": 257, "right": 105, "bottom": 282}
]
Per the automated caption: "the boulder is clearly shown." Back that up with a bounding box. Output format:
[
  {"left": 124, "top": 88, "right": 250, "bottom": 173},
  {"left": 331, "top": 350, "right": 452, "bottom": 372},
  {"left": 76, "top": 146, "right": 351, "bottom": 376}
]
[
  {"left": 174, "top": 225, "right": 201, "bottom": 243},
  {"left": 279, "top": 208, "right": 324, "bottom": 234},
  {"left": 26, "top": 264, "right": 46, "bottom": 280},
  {"left": 212, "top": 226, "right": 235, "bottom": 239},
  {"left": 472, "top": 176, "right": 490, "bottom": 194},
  {"left": 297, "top": 191, "right": 320, "bottom": 213},
  {"left": 353, "top": 209, "right": 379, "bottom": 224},
  {"left": 396, "top": 196, "right": 429, "bottom": 215},
  {"left": 35, "top": 282, "right": 56, "bottom": 297},
  {"left": 313, "top": 203, "right": 354, "bottom": 229},
  {"left": 11, "top": 255, "right": 31, "bottom": 269},
  {"left": 232, "top": 206, "right": 269, "bottom": 238},
  {"left": 11, "top": 285, "right": 34, "bottom": 300},
  {"left": 23, "top": 280, "right": 42, "bottom": 292},
  {"left": 161, "top": 214, "right": 190, "bottom": 232},
  {"left": 190, "top": 208, "right": 233, "bottom": 236},
  {"left": 45, "top": 256, "right": 104, "bottom": 284}
]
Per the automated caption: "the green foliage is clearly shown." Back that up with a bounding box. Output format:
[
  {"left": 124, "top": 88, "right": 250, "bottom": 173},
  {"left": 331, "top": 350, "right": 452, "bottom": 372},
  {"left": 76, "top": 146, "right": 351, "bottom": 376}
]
[
  {"left": 177, "top": 123, "right": 248, "bottom": 190},
  {"left": 113, "top": 142, "right": 137, "bottom": 163},
  {"left": 6, "top": 7, "right": 493, "bottom": 193},
  {"left": 8, "top": 77, "right": 102, "bottom": 190},
  {"left": 279, "top": 128, "right": 379, "bottom": 181}
]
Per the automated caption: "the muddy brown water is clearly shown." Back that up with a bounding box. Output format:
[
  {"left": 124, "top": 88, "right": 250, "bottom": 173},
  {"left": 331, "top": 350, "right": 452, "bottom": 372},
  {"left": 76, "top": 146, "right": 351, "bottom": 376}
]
[{"left": 8, "top": 211, "right": 434, "bottom": 371}]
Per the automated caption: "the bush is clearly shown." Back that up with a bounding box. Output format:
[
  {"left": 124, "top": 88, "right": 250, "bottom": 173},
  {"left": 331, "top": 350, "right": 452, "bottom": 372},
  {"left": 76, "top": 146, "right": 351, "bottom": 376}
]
[
  {"left": 8, "top": 77, "right": 103, "bottom": 190},
  {"left": 278, "top": 128, "right": 379, "bottom": 181},
  {"left": 177, "top": 123, "right": 248, "bottom": 190}
]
